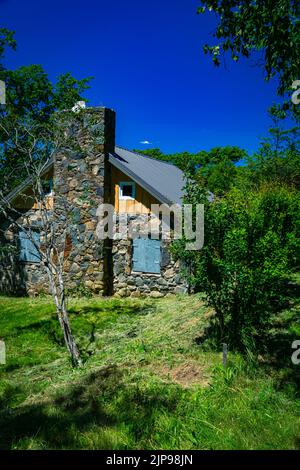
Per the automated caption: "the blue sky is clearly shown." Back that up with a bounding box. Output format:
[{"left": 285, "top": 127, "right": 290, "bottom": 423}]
[{"left": 1, "top": 0, "right": 284, "bottom": 155}]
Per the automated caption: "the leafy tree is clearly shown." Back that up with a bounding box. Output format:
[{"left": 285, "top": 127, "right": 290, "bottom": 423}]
[
  {"left": 0, "top": 29, "right": 92, "bottom": 191},
  {"left": 136, "top": 145, "right": 246, "bottom": 194},
  {"left": 0, "top": 28, "right": 16, "bottom": 69},
  {"left": 195, "top": 146, "right": 246, "bottom": 195},
  {"left": 197, "top": 0, "right": 300, "bottom": 115},
  {"left": 134, "top": 148, "right": 201, "bottom": 172},
  {"left": 198, "top": 0, "right": 299, "bottom": 94},
  {"left": 246, "top": 106, "right": 300, "bottom": 188},
  {"left": 133, "top": 148, "right": 167, "bottom": 161}
]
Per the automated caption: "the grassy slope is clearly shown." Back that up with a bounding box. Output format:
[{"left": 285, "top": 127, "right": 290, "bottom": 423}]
[{"left": 0, "top": 294, "right": 299, "bottom": 450}]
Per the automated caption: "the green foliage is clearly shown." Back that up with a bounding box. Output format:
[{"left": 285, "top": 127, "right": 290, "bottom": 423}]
[
  {"left": 247, "top": 143, "right": 300, "bottom": 189},
  {"left": 134, "top": 148, "right": 202, "bottom": 172},
  {"left": 174, "top": 183, "right": 300, "bottom": 352},
  {"left": 0, "top": 29, "right": 92, "bottom": 190},
  {"left": 52, "top": 73, "right": 91, "bottom": 111},
  {"left": 197, "top": 0, "right": 300, "bottom": 106},
  {"left": 198, "top": 146, "right": 246, "bottom": 165},
  {"left": 196, "top": 146, "right": 246, "bottom": 195},
  {"left": 136, "top": 146, "right": 246, "bottom": 195},
  {"left": 0, "top": 243, "right": 16, "bottom": 260},
  {"left": 0, "top": 28, "right": 16, "bottom": 69},
  {"left": 65, "top": 283, "right": 93, "bottom": 299},
  {"left": 246, "top": 108, "right": 300, "bottom": 189},
  {"left": 133, "top": 148, "right": 167, "bottom": 161}
]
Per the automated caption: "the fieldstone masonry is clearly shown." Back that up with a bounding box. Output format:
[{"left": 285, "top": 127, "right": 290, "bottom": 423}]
[
  {"left": 54, "top": 107, "right": 115, "bottom": 295},
  {"left": 112, "top": 237, "right": 187, "bottom": 298},
  {"left": 111, "top": 214, "right": 188, "bottom": 297},
  {"left": 0, "top": 107, "right": 187, "bottom": 296}
]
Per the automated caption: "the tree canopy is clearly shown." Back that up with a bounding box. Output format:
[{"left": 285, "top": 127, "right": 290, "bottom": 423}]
[
  {"left": 198, "top": 0, "right": 300, "bottom": 111},
  {"left": 0, "top": 29, "right": 92, "bottom": 191},
  {"left": 136, "top": 145, "right": 247, "bottom": 195}
]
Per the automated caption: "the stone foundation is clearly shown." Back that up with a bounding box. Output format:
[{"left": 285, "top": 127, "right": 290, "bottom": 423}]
[
  {"left": 111, "top": 213, "right": 187, "bottom": 297},
  {"left": 112, "top": 238, "right": 187, "bottom": 297}
]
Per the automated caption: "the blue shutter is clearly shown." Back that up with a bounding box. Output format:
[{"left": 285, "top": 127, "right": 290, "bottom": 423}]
[
  {"left": 132, "top": 238, "right": 161, "bottom": 274},
  {"left": 19, "top": 231, "right": 28, "bottom": 262},
  {"left": 19, "top": 231, "right": 41, "bottom": 262},
  {"left": 132, "top": 238, "right": 146, "bottom": 272},
  {"left": 145, "top": 239, "right": 161, "bottom": 274}
]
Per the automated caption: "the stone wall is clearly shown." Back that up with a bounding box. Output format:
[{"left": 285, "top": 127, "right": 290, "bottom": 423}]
[
  {"left": 0, "top": 210, "right": 50, "bottom": 295},
  {"left": 112, "top": 238, "right": 187, "bottom": 298},
  {"left": 0, "top": 107, "right": 116, "bottom": 296},
  {"left": 111, "top": 214, "right": 188, "bottom": 297}
]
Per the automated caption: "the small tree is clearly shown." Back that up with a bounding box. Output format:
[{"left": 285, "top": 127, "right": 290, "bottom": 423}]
[{"left": 0, "top": 116, "right": 87, "bottom": 366}]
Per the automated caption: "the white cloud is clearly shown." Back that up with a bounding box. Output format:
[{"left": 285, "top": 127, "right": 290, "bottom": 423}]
[{"left": 139, "top": 140, "right": 152, "bottom": 145}]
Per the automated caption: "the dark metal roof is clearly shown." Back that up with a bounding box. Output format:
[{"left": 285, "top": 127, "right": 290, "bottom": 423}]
[{"left": 110, "top": 146, "right": 184, "bottom": 205}]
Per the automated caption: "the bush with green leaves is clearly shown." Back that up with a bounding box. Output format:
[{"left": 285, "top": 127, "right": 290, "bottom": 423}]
[{"left": 173, "top": 182, "right": 300, "bottom": 352}]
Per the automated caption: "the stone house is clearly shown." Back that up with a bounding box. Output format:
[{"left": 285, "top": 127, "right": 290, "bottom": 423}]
[{"left": 0, "top": 107, "right": 187, "bottom": 297}]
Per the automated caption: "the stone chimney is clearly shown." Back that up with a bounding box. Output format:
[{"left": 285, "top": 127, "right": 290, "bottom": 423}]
[{"left": 54, "top": 107, "right": 116, "bottom": 294}]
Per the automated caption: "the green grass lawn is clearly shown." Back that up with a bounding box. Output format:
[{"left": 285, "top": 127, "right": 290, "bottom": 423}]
[{"left": 0, "top": 293, "right": 300, "bottom": 450}]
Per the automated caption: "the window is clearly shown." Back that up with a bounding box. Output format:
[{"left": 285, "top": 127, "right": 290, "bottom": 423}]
[
  {"left": 42, "top": 178, "right": 53, "bottom": 196},
  {"left": 132, "top": 238, "right": 161, "bottom": 274},
  {"left": 119, "top": 181, "right": 135, "bottom": 200},
  {"left": 19, "top": 230, "right": 41, "bottom": 263}
]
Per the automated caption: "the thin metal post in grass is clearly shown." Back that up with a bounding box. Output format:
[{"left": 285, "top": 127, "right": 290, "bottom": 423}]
[
  {"left": 222, "top": 343, "right": 228, "bottom": 368},
  {"left": 0, "top": 340, "right": 5, "bottom": 365}
]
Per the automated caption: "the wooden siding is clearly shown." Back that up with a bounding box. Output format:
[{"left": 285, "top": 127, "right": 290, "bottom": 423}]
[
  {"left": 12, "top": 165, "right": 158, "bottom": 214},
  {"left": 111, "top": 166, "right": 159, "bottom": 214},
  {"left": 13, "top": 192, "right": 53, "bottom": 210}
]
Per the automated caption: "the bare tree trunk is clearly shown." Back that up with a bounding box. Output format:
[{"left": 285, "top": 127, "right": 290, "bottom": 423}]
[
  {"left": 57, "top": 302, "right": 81, "bottom": 367},
  {"left": 0, "top": 120, "right": 88, "bottom": 368},
  {"left": 46, "top": 265, "right": 81, "bottom": 367}
]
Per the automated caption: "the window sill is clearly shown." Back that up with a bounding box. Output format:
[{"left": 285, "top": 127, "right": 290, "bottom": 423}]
[
  {"left": 131, "top": 271, "right": 161, "bottom": 276},
  {"left": 19, "top": 261, "right": 41, "bottom": 265}
]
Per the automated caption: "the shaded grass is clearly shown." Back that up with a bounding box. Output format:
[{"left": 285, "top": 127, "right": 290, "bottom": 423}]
[{"left": 0, "top": 294, "right": 300, "bottom": 449}]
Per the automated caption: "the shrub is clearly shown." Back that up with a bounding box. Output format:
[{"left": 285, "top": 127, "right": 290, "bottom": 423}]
[{"left": 173, "top": 183, "right": 300, "bottom": 352}]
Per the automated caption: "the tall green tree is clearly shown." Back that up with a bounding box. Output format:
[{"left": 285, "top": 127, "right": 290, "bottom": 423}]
[
  {"left": 0, "top": 29, "right": 92, "bottom": 191},
  {"left": 247, "top": 106, "right": 300, "bottom": 188},
  {"left": 198, "top": 0, "right": 300, "bottom": 115},
  {"left": 137, "top": 145, "right": 246, "bottom": 195},
  {"left": 195, "top": 146, "right": 247, "bottom": 195}
]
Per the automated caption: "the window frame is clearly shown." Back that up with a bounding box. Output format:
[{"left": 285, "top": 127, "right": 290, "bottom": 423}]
[
  {"left": 119, "top": 181, "right": 136, "bottom": 200},
  {"left": 42, "top": 178, "right": 53, "bottom": 197}
]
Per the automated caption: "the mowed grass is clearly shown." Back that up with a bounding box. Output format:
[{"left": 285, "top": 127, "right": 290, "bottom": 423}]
[{"left": 0, "top": 294, "right": 300, "bottom": 450}]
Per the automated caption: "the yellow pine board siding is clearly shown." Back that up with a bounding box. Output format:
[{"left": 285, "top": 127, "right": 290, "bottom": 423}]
[
  {"left": 13, "top": 191, "right": 54, "bottom": 210},
  {"left": 111, "top": 166, "right": 159, "bottom": 214}
]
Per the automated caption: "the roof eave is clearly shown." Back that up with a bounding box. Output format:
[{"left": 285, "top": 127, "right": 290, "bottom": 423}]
[
  {"left": 3, "top": 157, "right": 54, "bottom": 205},
  {"left": 109, "top": 153, "right": 176, "bottom": 205}
]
